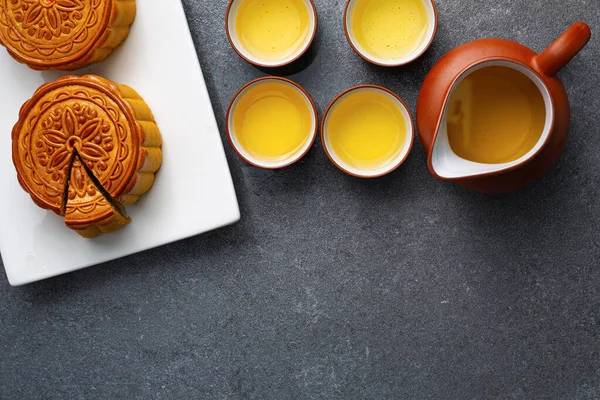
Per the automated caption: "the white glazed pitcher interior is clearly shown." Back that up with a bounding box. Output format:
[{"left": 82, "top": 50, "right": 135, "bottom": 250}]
[{"left": 430, "top": 60, "right": 554, "bottom": 180}]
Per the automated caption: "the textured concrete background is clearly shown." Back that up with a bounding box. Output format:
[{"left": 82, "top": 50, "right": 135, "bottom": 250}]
[{"left": 1, "top": 0, "right": 599, "bottom": 398}]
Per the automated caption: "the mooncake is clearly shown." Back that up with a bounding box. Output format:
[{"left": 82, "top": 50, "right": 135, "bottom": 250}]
[
  {"left": 12, "top": 75, "right": 162, "bottom": 238},
  {"left": 0, "top": 0, "right": 136, "bottom": 70}
]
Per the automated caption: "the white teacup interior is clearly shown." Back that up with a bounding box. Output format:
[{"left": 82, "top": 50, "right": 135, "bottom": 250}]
[
  {"left": 430, "top": 60, "right": 554, "bottom": 179},
  {"left": 227, "top": 0, "right": 317, "bottom": 67},
  {"left": 345, "top": 0, "right": 436, "bottom": 66},
  {"left": 228, "top": 79, "right": 317, "bottom": 169},
  {"left": 323, "top": 87, "right": 414, "bottom": 177}
]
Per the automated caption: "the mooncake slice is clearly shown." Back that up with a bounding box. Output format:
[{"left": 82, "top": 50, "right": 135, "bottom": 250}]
[
  {"left": 12, "top": 74, "right": 162, "bottom": 238},
  {"left": 64, "top": 153, "right": 131, "bottom": 238},
  {"left": 0, "top": 0, "right": 136, "bottom": 70}
]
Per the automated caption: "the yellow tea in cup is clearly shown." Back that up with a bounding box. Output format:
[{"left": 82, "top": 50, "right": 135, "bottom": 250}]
[
  {"left": 322, "top": 86, "right": 414, "bottom": 177},
  {"left": 228, "top": 0, "right": 317, "bottom": 67},
  {"left": 227, "top": 78, "right": 317, "bottom": 168},
  {"left": 345, "top": 0, "right": 436, "bottom": 65},
  {"left": 446, "top": 66, "right": 546, "bottom": 164}
]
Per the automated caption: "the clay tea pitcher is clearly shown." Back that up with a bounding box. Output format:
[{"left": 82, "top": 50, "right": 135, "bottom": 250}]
[{"left": 417, "top": 22, "right": 591, "bottom": 193}]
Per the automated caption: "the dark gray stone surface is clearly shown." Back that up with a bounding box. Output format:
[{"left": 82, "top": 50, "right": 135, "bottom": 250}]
[{"left": 1, "top": 0, "right": 599, "bottom": 398}]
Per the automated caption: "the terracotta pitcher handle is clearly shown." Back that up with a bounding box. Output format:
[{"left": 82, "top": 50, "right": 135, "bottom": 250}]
[{"left": 534, "top": 22, "right": 591, "bottom": 77}]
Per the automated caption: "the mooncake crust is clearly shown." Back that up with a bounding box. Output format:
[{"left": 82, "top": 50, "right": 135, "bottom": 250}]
[
  {"left": 12, "top": 74, "right": 162, "bottom": 237},
  {"left": 0, "top": 0, "right": 136, "bottom": 70}
]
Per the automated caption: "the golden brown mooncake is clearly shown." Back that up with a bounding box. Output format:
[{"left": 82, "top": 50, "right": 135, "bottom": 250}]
[
  {"left": 12, "top": 74, "right": 162, "bottom": 238},
  {"left": 0, "top": 0, "right": 136, "bottom": 70}
]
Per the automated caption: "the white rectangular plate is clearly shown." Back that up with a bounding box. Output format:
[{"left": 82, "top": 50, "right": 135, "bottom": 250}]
[{"left": 0, "top": 0, "right": 240, "bottom": 286}]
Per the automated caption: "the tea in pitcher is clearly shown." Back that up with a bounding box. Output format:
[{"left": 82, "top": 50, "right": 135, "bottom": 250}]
[{"left": 446, "top": 66, "right": 546, "bottom": 164}]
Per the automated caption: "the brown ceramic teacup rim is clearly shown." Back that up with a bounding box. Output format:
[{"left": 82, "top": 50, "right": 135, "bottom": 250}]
[
  {"left": 343, "top": 0, "right": 438, "bottom": 67},
  {"left": 321, "top": 85, "right": 415, "bottom": 179},
  {"left": 425, "top": 57, "right": 557, "bottom": 181},
  {"left": 226, "top": 76, "right": 319, "bottom": 170},
  {"left": 225, "top": 0, "right": 319, "bottom": 68}
]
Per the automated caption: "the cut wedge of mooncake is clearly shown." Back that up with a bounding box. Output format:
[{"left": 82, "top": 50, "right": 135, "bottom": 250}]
[
  {"left": 64, "top": 153, "right": 131, "bottom": 238},
  {"left": 12, "top": 74, "right": 162, "bottom": 238},
  {"left": 0, "top": 0, "right": 136, "bottom": 70}
]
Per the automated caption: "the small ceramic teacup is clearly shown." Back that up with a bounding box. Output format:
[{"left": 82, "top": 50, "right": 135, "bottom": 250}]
[
  {"left": 227, "top": 77, "right": 318, "bottom": 169},
  {"left": 321, "top": 85, "right": 414, "bottom": 178},
  {"left": 344, "top": 0, "right": 438, "bottom": 66},
  {"left": 226, "top": 0, "right": 318, "bottom": 68}
]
